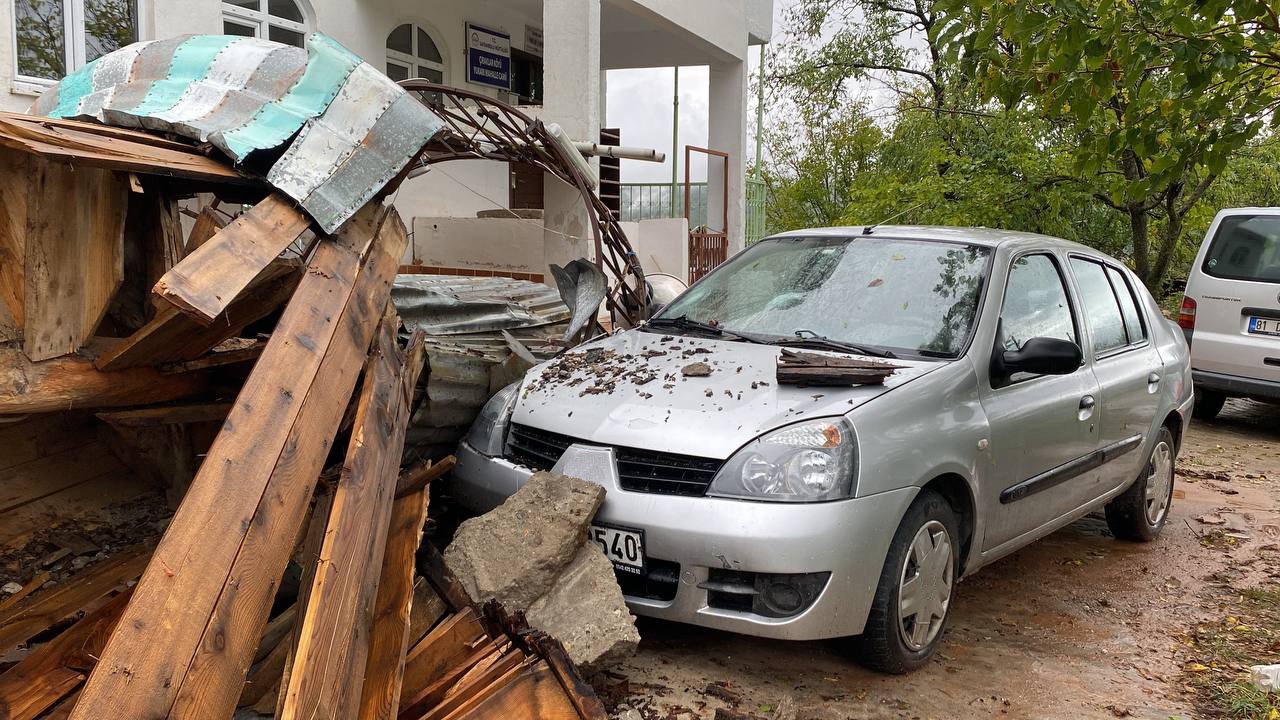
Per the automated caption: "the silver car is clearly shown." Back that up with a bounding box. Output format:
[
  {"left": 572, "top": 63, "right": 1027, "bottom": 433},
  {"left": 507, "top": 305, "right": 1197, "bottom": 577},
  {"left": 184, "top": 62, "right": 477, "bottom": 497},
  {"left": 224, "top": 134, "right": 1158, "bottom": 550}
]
[{"left": 453, "top": 226, "right": 1194, "bottom": 672}]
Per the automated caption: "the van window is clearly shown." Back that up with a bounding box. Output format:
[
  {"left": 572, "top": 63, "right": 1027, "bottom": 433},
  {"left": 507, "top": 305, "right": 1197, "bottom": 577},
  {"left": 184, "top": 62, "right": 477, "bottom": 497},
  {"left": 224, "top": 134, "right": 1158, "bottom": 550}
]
[
  {"left": 1105, "top": 266, "right": 1147, "bottom": 344},
  {"left": 1203, "top": 215, "right": 1280, "bottom": 283},
  {"left": 1070, "top": 258, "right": 1128, "bottom": 354}
]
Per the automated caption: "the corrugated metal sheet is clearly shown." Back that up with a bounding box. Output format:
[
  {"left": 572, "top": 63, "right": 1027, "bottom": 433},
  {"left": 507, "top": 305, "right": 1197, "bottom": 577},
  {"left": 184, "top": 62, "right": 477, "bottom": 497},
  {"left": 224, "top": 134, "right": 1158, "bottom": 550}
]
[
  {"left": 392, "top": 275, "right": 569, "bottom": 460},
  {"left": 35, "top": 33, "right": 443, "bottom": 234}
]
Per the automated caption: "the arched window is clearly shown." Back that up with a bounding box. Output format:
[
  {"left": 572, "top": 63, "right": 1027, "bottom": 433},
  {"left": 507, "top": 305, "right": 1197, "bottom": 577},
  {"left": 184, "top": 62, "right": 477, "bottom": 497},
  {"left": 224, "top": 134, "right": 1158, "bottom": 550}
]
[
  {"left": 385, "top": 23, "right": 444, "bottom": 84},
  {"left": 223, "top": 0, "right": 310, "bottom": 48}
]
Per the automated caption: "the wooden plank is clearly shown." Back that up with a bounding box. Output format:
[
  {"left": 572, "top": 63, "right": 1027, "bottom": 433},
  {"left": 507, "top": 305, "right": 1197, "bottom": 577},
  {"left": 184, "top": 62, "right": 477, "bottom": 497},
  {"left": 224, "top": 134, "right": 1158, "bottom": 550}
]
[
  {"left": 397, "top": 641, "right": 505, "bottom": 720},
  {"left": 0, "top": 438, "right": 121, "bottom": 515},
  {"left": 407, "top": 580, "right": 450, "bottom": 650},
  {"left": 185, "top": 206, "right": 227, "bottom": 254},
  {"left": 0, "top": 112, "right": 259, "bottom": 186},
  {"left": 358, "top": 480, "right": 432, "bottom": 719},
  {"left": 0, "top": 412, "right": 99, "bottom": 473},
  {"left": 526, "top": 633, "right": 609, "bottom": 720},
  {"left": 0, "top": 571, "right": 50, "bottom": 613},
  {"left": 69, "top": 206, "right": 407, "bottom": 720},
  {"left": 94, "top": 259, "right": 300, "bottom": 371},
  {"left": 395, "top": 456, "right": 456, "bottom": 499},
  {"left": 420, "top": 541, "right": 474, "bottom": 614},
  {"left": 0, "top": 546, "right": 148, "bottom": 654},
  {"left": 153, "top": 194, "right": 310, "bottom": 324},
  {"left": 0, "top": 343, "right": 207, "bottom": 415},
  {"left": 443, "top": 662, "right": 579, "bottom": 720},
  {"left": 0, "top": 149, "right": 29, "bottom": 336},
  {"left": 237, "top": 626, "right": 291, "bottom": 708},
  {"left": 400, "top": 610, "right": 490, "bottom": 701},
  {"left": 280, "top": 318, "right": 425, "bottom": 720},
  {"left": 417, "top": 656, "right": 530, "bottom": 720},
  {"left": 158, "top": 342, "right": 266, "bottom": 374},
  {"left": 0, "top": 469, "right": 152, "bottom": 549},
  {"left": 275, "top": 488, "right": 335, "bottom": 718},
  {"left": 23, "top": 159, "right": 128, "bottom": 361},
  {"left": 95, "top": 402, "right": 234, "bottom": 428},
  {"left": 0, "top": 588, "right": 131, "bottom": 720}
]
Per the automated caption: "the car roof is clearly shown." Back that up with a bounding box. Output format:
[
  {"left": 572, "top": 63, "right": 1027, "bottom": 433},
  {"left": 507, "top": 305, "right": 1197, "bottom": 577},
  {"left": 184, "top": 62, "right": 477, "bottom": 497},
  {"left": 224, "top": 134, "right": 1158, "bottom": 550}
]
[{"left": 764, "top": 225, "right": 1100, "bottom": 255}]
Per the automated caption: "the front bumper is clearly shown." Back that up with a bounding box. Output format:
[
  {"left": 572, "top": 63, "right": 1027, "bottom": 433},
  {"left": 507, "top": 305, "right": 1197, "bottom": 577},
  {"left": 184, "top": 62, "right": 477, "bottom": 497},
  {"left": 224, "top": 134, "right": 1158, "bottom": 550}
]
[
  {"left": 1193, "top": 369, "right": 1280, "bottom": 402},
  {"left": 453, "top": 438, "right": 918, "bottom": 640}
]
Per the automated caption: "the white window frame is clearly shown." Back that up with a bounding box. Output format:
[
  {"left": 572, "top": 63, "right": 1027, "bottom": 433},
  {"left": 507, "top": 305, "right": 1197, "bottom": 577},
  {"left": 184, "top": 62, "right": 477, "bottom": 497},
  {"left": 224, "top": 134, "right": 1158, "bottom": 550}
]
[
  {"left": 10, "top": 0, "right": 142, "bottom": 91},
  {"left": 385, "top": 22, "right": 445, "bottom": 84},
  {"left": 221, "top": 0, "right": 312, "bottom": 45}
]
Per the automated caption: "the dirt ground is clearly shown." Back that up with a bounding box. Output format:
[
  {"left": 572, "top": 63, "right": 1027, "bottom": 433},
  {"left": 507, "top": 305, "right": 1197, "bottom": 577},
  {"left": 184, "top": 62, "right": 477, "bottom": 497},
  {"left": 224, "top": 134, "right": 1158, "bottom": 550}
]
[{"left": 603, "top": 399, "right": 1280, "bottom": 720}]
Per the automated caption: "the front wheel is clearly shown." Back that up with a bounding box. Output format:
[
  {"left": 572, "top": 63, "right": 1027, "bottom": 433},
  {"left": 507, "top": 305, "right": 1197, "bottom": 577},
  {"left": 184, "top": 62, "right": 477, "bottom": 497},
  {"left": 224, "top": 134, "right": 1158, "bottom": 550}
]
[
  {"left": 1105, "top": 426, "right": 1176, "bottom": 542},
  {"left": 853, "top": 489, "right": 959, "bottom": 674}
]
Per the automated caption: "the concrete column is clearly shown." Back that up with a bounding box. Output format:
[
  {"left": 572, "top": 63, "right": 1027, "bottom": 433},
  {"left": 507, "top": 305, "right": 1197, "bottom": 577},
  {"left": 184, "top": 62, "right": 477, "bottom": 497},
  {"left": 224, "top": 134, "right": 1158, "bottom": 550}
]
[
  {"left": 708, "top": 58, "right": 748, "bottom": 253},
  {"left": 540, "top": 0, "right": 601, "bottom": 276}
]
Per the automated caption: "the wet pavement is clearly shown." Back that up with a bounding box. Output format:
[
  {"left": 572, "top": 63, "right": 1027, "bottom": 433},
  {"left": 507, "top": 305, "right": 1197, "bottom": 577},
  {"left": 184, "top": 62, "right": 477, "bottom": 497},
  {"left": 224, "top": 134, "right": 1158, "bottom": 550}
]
[{"left": 604, "top": 399, "right": 1280, "bottom": 720}]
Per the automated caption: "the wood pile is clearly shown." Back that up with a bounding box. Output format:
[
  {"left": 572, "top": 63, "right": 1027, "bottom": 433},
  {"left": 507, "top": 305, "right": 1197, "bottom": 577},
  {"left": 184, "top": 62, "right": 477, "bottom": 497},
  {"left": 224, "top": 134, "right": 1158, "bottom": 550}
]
[{"left": 0, "top": 113, "right": 607, "bottom": 719}]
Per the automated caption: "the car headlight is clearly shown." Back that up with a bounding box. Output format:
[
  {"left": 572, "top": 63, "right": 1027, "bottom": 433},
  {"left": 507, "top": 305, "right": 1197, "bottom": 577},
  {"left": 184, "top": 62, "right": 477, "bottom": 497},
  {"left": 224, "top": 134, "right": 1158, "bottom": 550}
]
[
  {"left": 707, "top": 418, "right": 856, "bottom": 502},
  {"left": 465, "top": 382, "right": 520, "bottom": 456}
]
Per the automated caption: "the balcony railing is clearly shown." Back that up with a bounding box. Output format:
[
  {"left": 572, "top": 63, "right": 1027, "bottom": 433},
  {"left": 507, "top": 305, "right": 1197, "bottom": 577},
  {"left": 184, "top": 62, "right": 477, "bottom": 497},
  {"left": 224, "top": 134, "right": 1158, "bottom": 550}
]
[{"left": 619, "top": 180, "right": 768, "bottom": 245}]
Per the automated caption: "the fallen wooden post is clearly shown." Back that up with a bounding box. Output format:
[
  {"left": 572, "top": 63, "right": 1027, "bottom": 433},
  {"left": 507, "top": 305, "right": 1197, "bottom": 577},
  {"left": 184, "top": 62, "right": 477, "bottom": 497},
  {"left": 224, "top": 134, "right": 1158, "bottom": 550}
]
[{"left": 0, "top": 343, "right": 207, "bottom": 415}]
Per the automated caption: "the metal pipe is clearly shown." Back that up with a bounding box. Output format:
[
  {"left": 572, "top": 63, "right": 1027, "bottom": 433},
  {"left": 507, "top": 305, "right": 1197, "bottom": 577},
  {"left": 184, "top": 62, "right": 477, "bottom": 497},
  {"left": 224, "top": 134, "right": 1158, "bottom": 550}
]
[
  {"left": 671, "top": 66, "right": 679, "bottom": 219},
  {"left": 573, "top": 142, "right": 665, "bottom": 162}
]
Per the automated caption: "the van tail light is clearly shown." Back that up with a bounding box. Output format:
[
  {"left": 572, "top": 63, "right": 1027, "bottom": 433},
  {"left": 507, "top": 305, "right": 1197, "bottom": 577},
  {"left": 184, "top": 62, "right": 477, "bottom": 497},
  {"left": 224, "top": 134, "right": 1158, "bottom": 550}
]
[{"left": 1177, "top": 296, "right": 1197, "bottom": 329}]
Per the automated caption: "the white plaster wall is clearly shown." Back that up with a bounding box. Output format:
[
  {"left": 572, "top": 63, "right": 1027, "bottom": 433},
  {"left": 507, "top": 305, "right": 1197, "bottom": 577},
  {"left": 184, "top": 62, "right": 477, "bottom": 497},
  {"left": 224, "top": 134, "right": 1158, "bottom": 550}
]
[
  {"left": 408, "top": 216, "right": 544, "bottom": 274},
  {"left": 632, "top": 217, "right": 688, "bottom": 278}
]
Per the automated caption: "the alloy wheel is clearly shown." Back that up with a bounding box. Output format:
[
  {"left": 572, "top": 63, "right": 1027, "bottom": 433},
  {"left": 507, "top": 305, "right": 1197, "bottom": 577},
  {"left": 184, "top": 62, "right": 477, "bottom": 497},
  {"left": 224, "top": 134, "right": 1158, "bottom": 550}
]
[{"left": 1144, "top": 440, "right": 1174, "bottom": 526}]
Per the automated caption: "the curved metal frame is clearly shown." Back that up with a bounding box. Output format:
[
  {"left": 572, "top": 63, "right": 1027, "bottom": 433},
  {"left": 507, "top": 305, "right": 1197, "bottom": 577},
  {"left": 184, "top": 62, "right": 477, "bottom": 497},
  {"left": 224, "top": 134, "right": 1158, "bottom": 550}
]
[{"left": 396, "top": 80, "right": 648, "bottom": 325}]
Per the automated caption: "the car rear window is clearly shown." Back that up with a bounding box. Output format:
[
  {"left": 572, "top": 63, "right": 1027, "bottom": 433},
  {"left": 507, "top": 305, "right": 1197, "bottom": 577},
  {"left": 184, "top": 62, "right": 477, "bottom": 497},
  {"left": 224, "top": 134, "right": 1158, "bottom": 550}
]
[{"left": 1203, "top": 215, "right": 1280, "bottom": 284}]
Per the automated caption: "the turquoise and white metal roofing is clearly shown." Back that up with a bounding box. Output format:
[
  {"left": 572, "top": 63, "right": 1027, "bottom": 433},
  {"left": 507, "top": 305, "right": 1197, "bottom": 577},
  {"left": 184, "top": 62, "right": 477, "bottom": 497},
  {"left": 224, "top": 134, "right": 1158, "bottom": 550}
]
[{"left": 33, "top": 33, "right": 444, "bottom": 233}]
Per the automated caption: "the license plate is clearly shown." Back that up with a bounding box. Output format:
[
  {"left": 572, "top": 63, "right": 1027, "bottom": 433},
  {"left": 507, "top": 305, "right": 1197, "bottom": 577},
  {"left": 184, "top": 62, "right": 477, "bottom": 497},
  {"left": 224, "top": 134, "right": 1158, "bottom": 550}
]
[
  {"left": 1249, "top": 316, "right": 1280, "bottom": 337},
  {"left": 589, "top": 524, "right": 645, "bottom": 576}
]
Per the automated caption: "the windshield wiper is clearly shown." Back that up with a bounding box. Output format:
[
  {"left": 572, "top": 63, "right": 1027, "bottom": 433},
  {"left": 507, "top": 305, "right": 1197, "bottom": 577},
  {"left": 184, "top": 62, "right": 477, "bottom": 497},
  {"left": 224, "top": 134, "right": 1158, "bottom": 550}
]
[
  {"left": 645, "top": 315, "right": 765, "bottom": 344},
  {"left": 773, "top": 330, "right": 897, "bottom": 359}
]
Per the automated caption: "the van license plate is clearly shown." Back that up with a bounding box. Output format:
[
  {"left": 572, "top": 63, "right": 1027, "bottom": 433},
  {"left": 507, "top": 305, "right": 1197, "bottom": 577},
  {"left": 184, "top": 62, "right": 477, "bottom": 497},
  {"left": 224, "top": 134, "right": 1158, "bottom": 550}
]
[
  {"left": 589, "top": 524, "right": 645, "bottom": 576},
  {"left": 1249, "top": 317, "right": 1280, "bottom": 337}
]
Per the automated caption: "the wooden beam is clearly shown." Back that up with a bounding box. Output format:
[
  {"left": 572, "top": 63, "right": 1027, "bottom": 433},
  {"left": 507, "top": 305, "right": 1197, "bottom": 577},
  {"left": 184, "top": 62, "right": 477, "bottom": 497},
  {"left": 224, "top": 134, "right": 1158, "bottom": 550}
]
[
  {"left": 0, "top": 588, "right": 131, "bottom": 720},
  {"left": 0, "top": 149, "right": 28, "bottom": 337},
  {"left": 358, "top": 483, "right": 431, "bottom": 720},
  {"left": 185, "top": 206, "right": 226, "bottom": 254},
  {"left": 22, "top": 158, "right": 128, "bottom": 361},
  {"left": 0, "top": 344, "right": 207, "bottom": 415},
  {"left": 395, "top": 456, "right": 456, "bottom": 499},
  {"left": 95, "top": 402, "right": 234, "bottom": 428},
  {"left": 94, "top": 259, "right": 300, "bottom": 371},
  {"left": 69, "top": 205, "right": 408, "bottom": 720},
  {"left": 274, "top": 488, "right": 334, "bottom": 718},
  {"left": 0, "top": 545, "right": 148, "bottom": 655},
  {"left": 153, "top": 194, "right": 310, "bottom": 324}
]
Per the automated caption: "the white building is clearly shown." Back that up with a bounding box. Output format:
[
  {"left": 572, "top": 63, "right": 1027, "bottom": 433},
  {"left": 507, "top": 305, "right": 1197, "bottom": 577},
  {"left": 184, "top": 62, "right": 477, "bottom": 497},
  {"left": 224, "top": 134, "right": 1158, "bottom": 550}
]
[{"left": 0, "top": 0, "right": 772, "bottom": 284}]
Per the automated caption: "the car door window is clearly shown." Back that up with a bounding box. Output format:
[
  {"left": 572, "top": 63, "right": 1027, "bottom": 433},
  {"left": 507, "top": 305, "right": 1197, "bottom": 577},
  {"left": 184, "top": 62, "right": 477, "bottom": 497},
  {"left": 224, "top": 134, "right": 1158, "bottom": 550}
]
[
  {"left": 1070, "top": 258, "right": 1128, "bottom": 354},
  {"left": 1105, "top": 265, "right": 1147, "bottom": 344},
  {"left": 1000, "top": 253, "right": 1076, "bottom": 353}
]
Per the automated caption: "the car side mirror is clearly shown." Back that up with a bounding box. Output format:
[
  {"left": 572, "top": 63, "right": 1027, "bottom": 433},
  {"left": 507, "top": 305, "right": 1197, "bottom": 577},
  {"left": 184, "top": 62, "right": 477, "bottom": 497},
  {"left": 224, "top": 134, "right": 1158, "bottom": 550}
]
[{"left": 998, "top": 336, "right": 1083, "bottom": 378}]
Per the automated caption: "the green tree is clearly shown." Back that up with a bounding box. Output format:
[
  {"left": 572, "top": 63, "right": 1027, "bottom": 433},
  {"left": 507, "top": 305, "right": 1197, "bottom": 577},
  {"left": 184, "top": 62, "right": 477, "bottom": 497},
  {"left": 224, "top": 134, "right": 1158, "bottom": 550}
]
[{"left": 937, "top": 0, "right": 1280, "bottom": 289}]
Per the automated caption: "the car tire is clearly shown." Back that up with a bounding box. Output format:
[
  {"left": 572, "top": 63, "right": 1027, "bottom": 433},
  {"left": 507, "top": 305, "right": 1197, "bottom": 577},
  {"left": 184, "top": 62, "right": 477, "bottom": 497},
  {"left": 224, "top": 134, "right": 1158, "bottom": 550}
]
[
  {"left": 854, "top": 489, "right": 959, "bottom": 674},
  {"left": 1192, "top": 390, "right": 1225, "bottom": 420},
  {"left": 1105, "top": 426, "right": 1176, "bottom": 542}
]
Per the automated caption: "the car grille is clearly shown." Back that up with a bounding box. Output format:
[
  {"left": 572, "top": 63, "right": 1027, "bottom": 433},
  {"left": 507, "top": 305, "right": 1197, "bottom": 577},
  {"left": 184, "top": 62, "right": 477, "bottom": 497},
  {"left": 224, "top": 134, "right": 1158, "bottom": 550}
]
[{"left": 505, "top": 423, "right": 724, "bottom": 497}]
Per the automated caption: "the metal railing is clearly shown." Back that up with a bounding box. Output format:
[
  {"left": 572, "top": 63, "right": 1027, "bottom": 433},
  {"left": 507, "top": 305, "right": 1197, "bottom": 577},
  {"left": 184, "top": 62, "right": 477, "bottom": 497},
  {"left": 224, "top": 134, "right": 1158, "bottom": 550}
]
[{"left": 619, "top": 181, "right": 768, "bottom": 244}]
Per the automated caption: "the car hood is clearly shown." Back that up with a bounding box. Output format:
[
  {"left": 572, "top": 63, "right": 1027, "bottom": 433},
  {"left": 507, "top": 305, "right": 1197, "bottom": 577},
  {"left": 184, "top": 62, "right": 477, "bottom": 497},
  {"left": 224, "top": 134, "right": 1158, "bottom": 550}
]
[{"left": 511, "top": 330, "right": 944, "bottom": 459}]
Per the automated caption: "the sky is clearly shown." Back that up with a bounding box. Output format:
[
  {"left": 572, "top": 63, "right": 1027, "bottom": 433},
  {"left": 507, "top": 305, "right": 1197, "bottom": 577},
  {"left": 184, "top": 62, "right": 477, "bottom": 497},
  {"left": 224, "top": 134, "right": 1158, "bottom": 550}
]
[{"left": 604, "top": 1, "right": 795, "bottom": 184}]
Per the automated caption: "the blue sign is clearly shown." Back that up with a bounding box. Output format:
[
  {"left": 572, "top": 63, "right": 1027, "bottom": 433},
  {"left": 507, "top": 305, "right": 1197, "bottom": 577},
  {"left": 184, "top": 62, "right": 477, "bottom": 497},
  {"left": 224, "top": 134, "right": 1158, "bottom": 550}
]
[{"left": 466, "top": 23, "right": 510, "bottom": 90}]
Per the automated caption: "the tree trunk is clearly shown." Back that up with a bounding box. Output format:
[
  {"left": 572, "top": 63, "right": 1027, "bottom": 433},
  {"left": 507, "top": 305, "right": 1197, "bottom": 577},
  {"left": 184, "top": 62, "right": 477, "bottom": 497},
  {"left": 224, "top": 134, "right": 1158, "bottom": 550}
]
[{"left": 1128, "top": 206, "right": 1151, "bottom": 287}]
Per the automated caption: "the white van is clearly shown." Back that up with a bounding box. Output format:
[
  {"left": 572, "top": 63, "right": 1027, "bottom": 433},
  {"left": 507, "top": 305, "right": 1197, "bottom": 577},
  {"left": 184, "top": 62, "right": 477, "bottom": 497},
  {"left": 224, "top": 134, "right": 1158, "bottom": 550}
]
[{"left": 1180, "top": 208, "right": 1280, "bottom": 419}]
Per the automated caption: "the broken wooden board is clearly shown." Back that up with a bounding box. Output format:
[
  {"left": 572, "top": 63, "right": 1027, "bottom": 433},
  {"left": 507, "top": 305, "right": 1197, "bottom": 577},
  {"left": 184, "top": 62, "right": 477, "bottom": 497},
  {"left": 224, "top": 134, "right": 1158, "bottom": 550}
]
[
  {"left": 0, "top": 149, "right": 26, "bottom": 341},
  {"left": 153, "top": 194, "right": 310, "bottom": 324},
  {"left": 0, "top": 343, "right": 207, "bottom": 415},
  {"left": 0, "top": 112, "right": 259, "bottom": 187},
  {"left": 0, "top": 545, "right": 148, "bottom": 654},
  {"left": 274, "top": 487, "right": 334, "bottom": 719},
  {"left": 94, "top": 259, "right": 301, "bottom": 371},
  {"left": 400, "top": 608, "right": 490, "bottom": 702},
  {"left": 0, "top": 588, "right": 131, "bottom": 720},
  {"left": 185, "top": 205, "right": 227, "bottom": 254},
  {"left": 280, "top": 320, "right": 426, "bottom": 720},
  {"left": 69, "top": 205, "right": 408, "bottom": 720},
  {"left": 21, "top": 157, "right": 128, "bottom": 361},
  {"left": 775, "top": 349, "right": 907, "bottom": 386}
]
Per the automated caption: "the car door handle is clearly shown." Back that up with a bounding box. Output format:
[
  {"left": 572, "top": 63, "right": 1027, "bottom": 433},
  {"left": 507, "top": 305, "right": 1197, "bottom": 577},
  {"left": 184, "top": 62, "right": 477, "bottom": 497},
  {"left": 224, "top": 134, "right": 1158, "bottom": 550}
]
[
  {"left": 1148, "top": 372, "right": 1161, "bottom": 384},
  {"left": 1079, "top": 395, "right": 1096, "bottom": 410}
]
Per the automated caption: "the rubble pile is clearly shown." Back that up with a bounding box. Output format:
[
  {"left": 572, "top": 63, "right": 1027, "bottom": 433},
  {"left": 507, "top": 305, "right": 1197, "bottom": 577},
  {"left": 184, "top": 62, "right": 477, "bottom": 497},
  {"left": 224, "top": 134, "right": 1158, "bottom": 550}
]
[{"left": 0, "top": 31, "right": 620, "bottom": 720}]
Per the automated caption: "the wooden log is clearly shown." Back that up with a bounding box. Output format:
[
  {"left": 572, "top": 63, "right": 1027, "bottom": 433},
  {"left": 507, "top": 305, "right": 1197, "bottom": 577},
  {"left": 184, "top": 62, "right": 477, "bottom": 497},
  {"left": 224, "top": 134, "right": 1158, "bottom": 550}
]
[
  {"left": 358, "top": 482, "right": 432, "bottom": 719},
  {"left": 0, "top": 545, "right": 148, "bottom": 654},
  {"left": 69, "top": 205, "right": 407, "bottom": 720},
  {"left": 93, "top": 259, "right": 300, "bottom": 371},
  {"left": 0, "top": 343, "right": 207, "bottom": 415},
  {"left": 22, "top": 158, "right": 129, "bottom": 361},
  {"left": 281, "top": 321, "right": 426, "bottom": 720},
  {"left": 0, "top": 588, "right": 131, "bottom": 720},
  {"left": 153, "top": 193, "right": 310, "bottom": 324}
]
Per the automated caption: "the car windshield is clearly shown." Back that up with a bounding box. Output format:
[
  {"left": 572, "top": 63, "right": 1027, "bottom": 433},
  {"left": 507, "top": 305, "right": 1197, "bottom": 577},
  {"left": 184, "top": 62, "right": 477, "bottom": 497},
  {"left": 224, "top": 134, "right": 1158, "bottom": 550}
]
[
  {"left": 1203, "top": 214, "right": 1280, "bottom": 284},
  {"left": 655, "top": 235, "right": 991, "bottom": 358}
]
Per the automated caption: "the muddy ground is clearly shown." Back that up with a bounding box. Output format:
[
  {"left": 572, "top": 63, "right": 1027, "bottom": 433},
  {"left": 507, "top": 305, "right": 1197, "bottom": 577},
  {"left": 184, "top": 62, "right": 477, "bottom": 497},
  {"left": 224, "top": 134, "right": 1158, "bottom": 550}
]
[{"left": 603, "top": 400, "right": 1280, "bottom": 720}]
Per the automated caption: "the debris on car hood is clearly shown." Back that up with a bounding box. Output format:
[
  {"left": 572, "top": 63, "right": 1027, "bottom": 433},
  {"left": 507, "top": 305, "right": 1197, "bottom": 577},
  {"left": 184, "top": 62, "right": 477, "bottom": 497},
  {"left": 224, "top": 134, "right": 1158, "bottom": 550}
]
[
  {"left": 514, "top": 330, "right": 944, "bottom": 459},
  {"left": 776, "top": 348, "right": 907, "bottom": 386}
]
